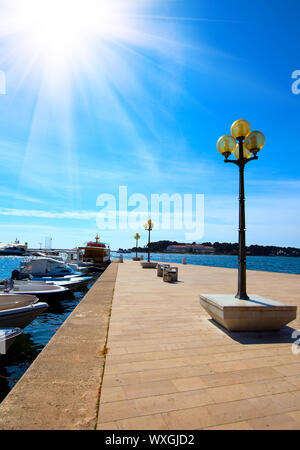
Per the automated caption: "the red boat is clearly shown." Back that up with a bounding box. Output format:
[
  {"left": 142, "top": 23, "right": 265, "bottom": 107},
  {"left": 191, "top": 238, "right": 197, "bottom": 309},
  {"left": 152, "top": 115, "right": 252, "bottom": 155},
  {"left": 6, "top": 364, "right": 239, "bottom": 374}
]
[{"left": 78, "top": 235, "right": 110, "bottom": 266}]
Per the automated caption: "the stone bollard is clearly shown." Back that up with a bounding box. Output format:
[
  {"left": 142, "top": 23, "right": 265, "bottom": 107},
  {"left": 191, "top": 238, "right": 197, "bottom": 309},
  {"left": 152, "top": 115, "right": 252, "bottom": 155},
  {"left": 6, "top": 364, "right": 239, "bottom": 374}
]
[
  {"left": 182, "top": 257, "right": 187, "bottom": 265},
  {"left": 119, "top": 254, "right": 124, "bottom": 263}
]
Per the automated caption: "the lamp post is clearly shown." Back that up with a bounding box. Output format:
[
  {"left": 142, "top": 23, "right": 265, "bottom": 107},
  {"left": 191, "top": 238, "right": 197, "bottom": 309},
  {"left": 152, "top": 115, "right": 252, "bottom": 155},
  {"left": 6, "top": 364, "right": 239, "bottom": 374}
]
[
  {"left": 144, "top": 219, "right": 154, "bottom": 263},
  {"left": 134, "top": 233, "right": 141, "bottom": 259},
  {"left": 217, "top": 120, "right": 265, "bottom": 300}
]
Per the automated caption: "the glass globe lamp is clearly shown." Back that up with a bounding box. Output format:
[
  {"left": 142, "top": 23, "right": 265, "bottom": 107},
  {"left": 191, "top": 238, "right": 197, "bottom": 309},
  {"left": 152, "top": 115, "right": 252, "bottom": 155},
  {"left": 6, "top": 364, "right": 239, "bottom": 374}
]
[
  {"left": 231, "top": 119, "right": 251, "bottom": 140},
  {"left": 244, "top": 131, "right": 265, "bottom": 155},
  {"left": 217, "top": 135, "right": 236, "bottom": 158},
  {"left": 234, "top": 143, "right": 251, "bottom": 160}
]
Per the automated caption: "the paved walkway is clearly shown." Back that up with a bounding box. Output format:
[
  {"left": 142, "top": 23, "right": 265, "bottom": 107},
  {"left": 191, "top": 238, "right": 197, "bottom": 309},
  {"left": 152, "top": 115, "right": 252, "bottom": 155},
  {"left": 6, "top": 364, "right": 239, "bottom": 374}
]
[
  {"left": 97, "top": 260, "right": 300, "bottom": 430},
  {"left": 0, "top": 262, "right": 118, "bottom": 430}
]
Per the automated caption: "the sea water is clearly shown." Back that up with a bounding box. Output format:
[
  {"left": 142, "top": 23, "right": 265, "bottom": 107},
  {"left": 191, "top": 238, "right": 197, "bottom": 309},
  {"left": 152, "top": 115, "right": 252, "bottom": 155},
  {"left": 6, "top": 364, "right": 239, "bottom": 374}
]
[
  {"left": 0, "top": 256, "right": 94, "bottom": 402},
  {"left": 114, "top": 252, "right": 300, "bottom": 275},
  {"left": 0, "top": 253, "right": 299, "bottom": 403}
]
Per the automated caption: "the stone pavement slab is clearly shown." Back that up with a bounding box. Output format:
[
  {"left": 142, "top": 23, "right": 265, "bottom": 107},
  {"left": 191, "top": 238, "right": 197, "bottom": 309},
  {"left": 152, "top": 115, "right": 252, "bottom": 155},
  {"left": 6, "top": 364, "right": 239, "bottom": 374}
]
[{"left": 97, "top": 260, "right": 300, "bottom": 430}]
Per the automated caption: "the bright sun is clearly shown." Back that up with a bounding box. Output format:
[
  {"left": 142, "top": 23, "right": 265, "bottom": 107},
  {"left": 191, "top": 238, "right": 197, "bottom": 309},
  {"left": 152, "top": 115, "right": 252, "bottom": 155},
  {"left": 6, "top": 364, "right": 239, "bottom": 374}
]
[
  {"left": 0, "top": 0, "right": 184, "bottom": 195},
  {"left": 11, "top": 0, "right": 126, "bottom": 67},
  {"left": 0, "top": 0, "right": 180, "bottom": 101}
]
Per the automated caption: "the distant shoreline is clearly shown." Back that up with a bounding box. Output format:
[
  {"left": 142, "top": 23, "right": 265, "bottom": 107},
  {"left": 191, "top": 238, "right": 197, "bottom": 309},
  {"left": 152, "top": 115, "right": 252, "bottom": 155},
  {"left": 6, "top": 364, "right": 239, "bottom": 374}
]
[{"left": 118, "top": 251, "right": 300, "bottom": 258}]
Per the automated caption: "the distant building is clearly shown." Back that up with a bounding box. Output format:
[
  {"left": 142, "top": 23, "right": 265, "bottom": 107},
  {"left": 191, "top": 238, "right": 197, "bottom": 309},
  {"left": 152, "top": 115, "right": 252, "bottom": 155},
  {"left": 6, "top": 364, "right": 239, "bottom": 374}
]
[
  {"left": 276, "top": 249, "right": 287, "bottom": 256},
  {"left": 45, "top": 236, "right": 52, "bottom": 250},
  {"left": 166, "top": 244, "right": 215, "bottom": 254}
]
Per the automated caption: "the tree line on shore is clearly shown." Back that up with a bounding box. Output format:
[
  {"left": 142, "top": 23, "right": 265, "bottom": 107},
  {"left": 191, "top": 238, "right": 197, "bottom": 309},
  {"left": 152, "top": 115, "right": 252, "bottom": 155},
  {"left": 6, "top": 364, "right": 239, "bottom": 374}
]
[{"left": 129, "top": 240, "right": 300, "bottom": 257}]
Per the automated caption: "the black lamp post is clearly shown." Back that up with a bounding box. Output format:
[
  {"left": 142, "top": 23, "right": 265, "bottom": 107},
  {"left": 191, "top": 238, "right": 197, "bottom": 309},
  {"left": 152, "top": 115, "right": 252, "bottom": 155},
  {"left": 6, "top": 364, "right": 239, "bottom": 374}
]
[
  {"left": 134, "top": 233, "right": 140, "bottom": 259},
  {"left": 217, "top": 120, "right": 265, "bottom": 300},
  {"left": 144, "top": 220, "right": 154, "bottom": 263}
]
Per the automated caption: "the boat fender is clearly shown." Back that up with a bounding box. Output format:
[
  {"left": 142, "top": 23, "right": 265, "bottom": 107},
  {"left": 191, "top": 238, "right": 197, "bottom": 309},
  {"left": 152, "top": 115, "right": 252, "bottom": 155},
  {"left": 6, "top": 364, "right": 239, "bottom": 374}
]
[
  {"left": 11, "top": 269, "right": 20, "bottom": 280},
  {"left": 4, "top": 279, "right": 14, "bottom": 292}
]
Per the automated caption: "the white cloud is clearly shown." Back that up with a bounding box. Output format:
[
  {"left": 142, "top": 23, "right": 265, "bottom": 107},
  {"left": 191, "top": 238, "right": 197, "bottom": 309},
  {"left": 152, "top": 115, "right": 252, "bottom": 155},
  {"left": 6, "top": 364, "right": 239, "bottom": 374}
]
[
  {"left": 0, "top": 208, "right": 97, "bottom": 220},
  {"left": 0, "top": 189, "right": 43, "bottom": 204}
]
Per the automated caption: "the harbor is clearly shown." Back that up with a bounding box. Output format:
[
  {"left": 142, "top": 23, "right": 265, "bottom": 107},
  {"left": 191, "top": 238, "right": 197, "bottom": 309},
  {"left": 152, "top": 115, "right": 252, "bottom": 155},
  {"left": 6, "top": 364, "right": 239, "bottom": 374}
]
[
  {"left": 0, "top": 236, "right": 111, "bottom": 400},
  {"left": 0, "top": 0, "right": 299, "bottom": 435},
  {"left": 0, "top": 259, "right": 299, "bottom": 429}
]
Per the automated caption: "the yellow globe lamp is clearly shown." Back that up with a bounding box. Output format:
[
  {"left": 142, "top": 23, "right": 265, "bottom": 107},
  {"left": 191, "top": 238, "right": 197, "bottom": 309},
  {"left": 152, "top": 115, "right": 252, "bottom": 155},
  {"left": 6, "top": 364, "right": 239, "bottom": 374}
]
[
  {"left": 234, "top": 143, "right": 251, "bottom": 160},
  {"left": 217, "top": 135, "right": 236, "bottom": 158},
  {"left": 145, "top": 219, "right": 153, "bottom": 230},
  {"left": 231, "top": 119, "right": 251, "bottom": 140},
  {"left": 244, "top": 131, "right": 265, "bottom": 155}
]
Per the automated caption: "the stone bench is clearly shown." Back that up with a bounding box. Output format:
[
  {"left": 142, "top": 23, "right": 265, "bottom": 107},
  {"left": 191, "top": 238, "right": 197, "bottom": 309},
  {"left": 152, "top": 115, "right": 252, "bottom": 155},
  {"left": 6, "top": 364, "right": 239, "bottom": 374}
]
[
  {"left": 157, "top": 264, "right": 170, "bottom": 277},
  {"left": 163, "top": 267, "right": 178, "bottom": 282}
]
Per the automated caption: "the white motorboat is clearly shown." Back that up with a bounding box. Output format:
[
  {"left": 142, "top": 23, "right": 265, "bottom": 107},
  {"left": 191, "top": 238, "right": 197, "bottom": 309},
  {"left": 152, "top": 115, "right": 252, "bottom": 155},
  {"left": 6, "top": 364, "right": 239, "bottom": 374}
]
[
  {"left": 0, "top": 294, "right": 48, "bottom": 329},
  {"left": 69, "top": 260, "right": 104, "bottom": 273},
  {"left": 0, "top": 239, "right": 29, "bottom": 256},
  {"left": 65, "top": 262, "right": 90, "bottom": 274},
  {"left": 0, "top": 279, "right": 69, "bottom": 299},
  {"left": 61, "top": 254, "right": 103, "bottom": 273},
  {"left": 35, "top": 253, "right": 90, "bottom": 275},
  {"left": 49, "top": 276, "right": 93, "bottom": 291},
  {"left": 0, "top": 328, "right": 23, "bottom": 354},
  {"left": 19, "top": 257, "right": 82, "bottom": 278},
  {"left": 24, "top": 276, "right": 93, "bottom": 291}
]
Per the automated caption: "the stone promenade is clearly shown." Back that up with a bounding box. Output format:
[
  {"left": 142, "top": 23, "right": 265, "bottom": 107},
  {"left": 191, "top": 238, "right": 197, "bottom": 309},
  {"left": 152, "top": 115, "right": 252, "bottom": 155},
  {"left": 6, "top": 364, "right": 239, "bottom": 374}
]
[
  {"left": 98, "top": 260, "right": 300, "bottom": 430},
  {"left": 0, "top": 259, "right": 300, "bottom": 430}
]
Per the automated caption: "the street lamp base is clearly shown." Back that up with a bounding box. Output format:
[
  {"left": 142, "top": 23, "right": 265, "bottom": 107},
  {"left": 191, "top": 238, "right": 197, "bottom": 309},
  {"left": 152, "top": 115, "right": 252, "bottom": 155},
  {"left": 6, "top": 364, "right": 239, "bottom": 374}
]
[
  {"left": 140, "top": 262, "right": 157, "bottom": 269},
  {"left": 235, "top": 293, "right": 250, "bottom": 300},
  {"left": 200, "top": 294, "right": 297, "bottom": 332}
]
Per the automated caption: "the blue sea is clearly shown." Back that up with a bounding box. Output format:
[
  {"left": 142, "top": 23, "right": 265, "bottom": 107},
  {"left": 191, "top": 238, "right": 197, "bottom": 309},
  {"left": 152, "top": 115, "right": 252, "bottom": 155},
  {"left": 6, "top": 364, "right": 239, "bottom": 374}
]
[
  {"left": 0, "top": 256, "right": 96, "bottom": 403},
  {"left": 112, "top": 252, "right": 300, "bottom": 275},
  {"left": 0, "top": 253, "right": 299, "bottom": 403}
]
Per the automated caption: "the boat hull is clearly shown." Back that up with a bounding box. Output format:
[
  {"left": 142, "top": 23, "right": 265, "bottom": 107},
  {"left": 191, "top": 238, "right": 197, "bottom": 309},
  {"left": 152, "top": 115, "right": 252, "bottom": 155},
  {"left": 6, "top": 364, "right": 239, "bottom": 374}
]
[
  {"left": 0, "top": 283, "right": 69, "bottom": 299},
  {"left": 0, "top": 250, "right": 28, "bottom": 256},
  {"left": 24, "top": 276, "right": 94, "bottom": 291},
  {"left": 77, "top": 245, "right": 111, "bottom": 267},
  {"left": 0, "top": 328, "right": 23, "bottom": 354},
  {"left": 0, "top": 294, "right": 49, "bottom": 329},
  {"left": 0, "top": 302, "right": 48, "bottom": 329},
  {"left": 51, "top": 277, "right": 94, "bottom": 291}
]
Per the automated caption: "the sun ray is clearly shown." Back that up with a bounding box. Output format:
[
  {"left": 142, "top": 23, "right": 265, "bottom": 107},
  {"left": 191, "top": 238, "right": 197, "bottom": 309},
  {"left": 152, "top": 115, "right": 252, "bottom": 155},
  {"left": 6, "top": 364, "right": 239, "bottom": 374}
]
[{"left": 0, "top": 0, "right": 203, "bottom": 200}]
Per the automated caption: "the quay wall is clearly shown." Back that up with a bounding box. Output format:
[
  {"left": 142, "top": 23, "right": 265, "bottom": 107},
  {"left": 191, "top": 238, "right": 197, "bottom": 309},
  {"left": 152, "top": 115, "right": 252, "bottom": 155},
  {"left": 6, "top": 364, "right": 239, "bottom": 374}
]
[{"left": 0, "top": 261, "right": 118, "bottom": 430}]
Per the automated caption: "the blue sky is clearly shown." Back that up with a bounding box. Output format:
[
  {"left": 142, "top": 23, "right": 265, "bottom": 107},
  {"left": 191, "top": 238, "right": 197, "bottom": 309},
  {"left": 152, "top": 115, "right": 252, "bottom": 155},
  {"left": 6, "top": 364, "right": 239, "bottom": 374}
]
[{"left": 0, "top": 0, "right": 299, "bottom": 249}]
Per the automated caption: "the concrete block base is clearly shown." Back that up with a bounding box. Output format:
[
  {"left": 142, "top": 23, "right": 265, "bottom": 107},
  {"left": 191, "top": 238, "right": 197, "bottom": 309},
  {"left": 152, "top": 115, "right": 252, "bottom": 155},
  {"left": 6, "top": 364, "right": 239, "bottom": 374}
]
[
  {"left": 140, "top": 262, "right": 157, "bottom": 269},
  {"left": 200, "top": 294, "right": 297, "bottom": 332}
]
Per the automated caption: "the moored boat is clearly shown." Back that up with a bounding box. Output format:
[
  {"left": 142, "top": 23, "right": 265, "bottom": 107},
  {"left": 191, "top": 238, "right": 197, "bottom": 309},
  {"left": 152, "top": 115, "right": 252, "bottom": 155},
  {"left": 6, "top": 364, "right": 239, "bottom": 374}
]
[
  {"left": 0, "top": 328, "right": 23, "bottom": 354},
  {"left": 77, "top": 235, "right": 110, "bottom": 268},
  {"left": 34, "top": 253, "right": 91, "bottom": 275},
  {"left": 12, "top": 276, "right": 94, "bottom": 291},
  {"left": 0, "top": 279, "right": 69, "bottom": 299},
  {"left": 0, "top": 294, "right": 48, "bottom": 329},
  {"left": 18, "top": 257, "right": 81, "bottom": 278},
  {"left": 0, "top": 239, "right": 29, "bottom": 256},
  {"left": 43, "top": 276, "right": 93, "bottom": 291}
]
